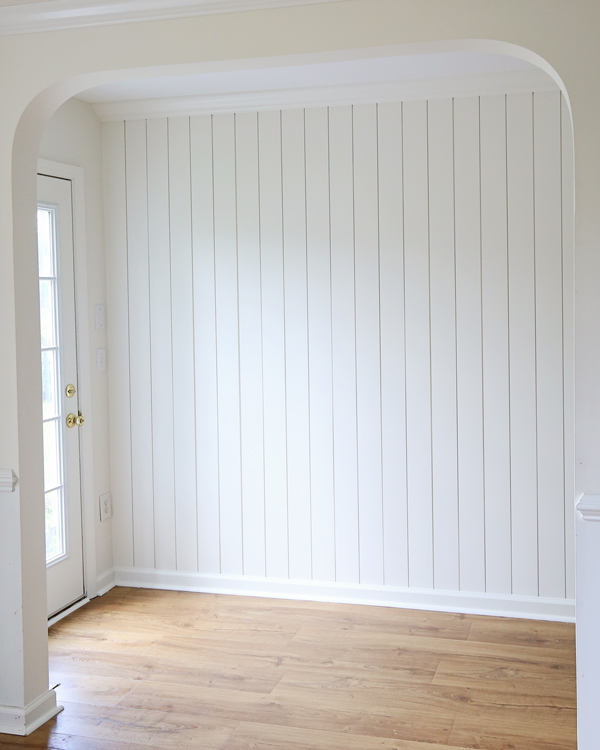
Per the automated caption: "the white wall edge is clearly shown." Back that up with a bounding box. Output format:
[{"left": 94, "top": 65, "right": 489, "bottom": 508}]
[
  {"left": 0, "top": 689, "right": 61, "bottom": 736},
  {"left": 91, "top": 69, "right": 557, "bottom": 122},
  {"left": 0, "top": 0, "right": 339, "bottom": 36},
  {"left": 577, "top": 494, "right": 600, "bottom": 521},
  {"left": 0, "top": 468, "right": 17, "bottom": 492},
  {"left": 96, "top": 568, "right": 116, "bottom": 597},
  {"left": 38, "top": 159, "right": 99, "bottom": 602},
  {"left": 114, "top": 568, "right": 575, "bottom": 622}
]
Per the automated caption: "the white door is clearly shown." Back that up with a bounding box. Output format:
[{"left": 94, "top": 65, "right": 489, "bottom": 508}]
[{"left": 38, "top": 173, "right": 85, "bottom": 618}]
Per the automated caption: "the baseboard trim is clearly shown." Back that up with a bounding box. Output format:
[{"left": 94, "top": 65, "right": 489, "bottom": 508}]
[
  {"left": 113, "top": 568, "right": 575, "bottom": 622},
  {"left": 96, "top": 569, "right": 116, "bottom": 597},
  {"left": 0, "top": 690, "right": 62, "bottom": 736}
]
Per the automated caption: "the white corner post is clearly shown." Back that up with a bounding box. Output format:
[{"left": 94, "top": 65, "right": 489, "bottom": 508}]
[
  {"left": 576, "top": 495, "right": 600, "bottom": 748},
  {"left": 0, "top": 113, "right": 61, "bottom": 735},
  {"left": 0, "top": 472, "right": 60, "bottom": 735}
]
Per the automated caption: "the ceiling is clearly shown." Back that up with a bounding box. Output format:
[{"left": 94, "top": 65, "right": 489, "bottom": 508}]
[{"left": 79, "top": 52, "right": 538, "bottom": 106}]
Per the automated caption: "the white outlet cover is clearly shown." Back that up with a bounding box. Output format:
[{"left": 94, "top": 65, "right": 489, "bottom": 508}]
[
  {"left": 99, "top": 491, "right": 112, "bottom": 521},
  {"left": 96, "top": 348, "right": 106, "bottom": 371}
]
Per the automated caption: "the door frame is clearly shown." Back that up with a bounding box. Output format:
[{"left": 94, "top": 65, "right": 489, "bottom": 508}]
[{"left": 38, "top": 158, "right": 98, "bottom": 612}]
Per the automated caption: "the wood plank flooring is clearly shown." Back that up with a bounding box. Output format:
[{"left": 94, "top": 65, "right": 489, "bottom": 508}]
[{"left": 0, "top": 587, "right": 576, "bottom": 749}]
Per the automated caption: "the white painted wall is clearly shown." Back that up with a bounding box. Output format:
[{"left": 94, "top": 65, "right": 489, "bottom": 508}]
[
  {"left": 104, "top": 87, "right": 574, "bottom": 620},
  {"left": 39, "top": 98, "right": 114, "bottom": 590}
]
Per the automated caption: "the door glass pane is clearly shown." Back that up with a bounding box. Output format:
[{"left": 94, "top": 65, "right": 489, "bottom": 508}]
[
  {"left": 39, "top": 279, "right": 56, "bottom": 348},
  {"left": 38, "top": 206, "right": 67, "bottom": 564},
  {"left": 37, "top": 208, "right": 54, "bottom": 277},
  {"left": 41, "top": 349, "right": 59, "bottom": 420},
  {"left": 45, "top": 488, "right": 64, "bottom": 563},
  {"left": 42, "top": 419, "right": 61, "bottom": 491}
]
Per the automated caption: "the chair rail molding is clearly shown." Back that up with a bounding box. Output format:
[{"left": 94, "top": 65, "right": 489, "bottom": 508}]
[
  {"left": 0, "top": 469, "right": 17, "bottom": 492},
  {"left": 0, "top": 0, "right": 339, "bottom": 36},
  {"left": 576, "top": 494, "right": 600, "bottom": 522}
]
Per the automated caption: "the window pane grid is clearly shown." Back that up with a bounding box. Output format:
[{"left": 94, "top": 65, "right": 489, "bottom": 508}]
[{"left": 44, "top": 484, "right": 64, "bottom": 495}]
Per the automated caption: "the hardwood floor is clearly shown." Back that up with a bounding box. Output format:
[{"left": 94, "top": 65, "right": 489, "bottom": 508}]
[{"left": 0, "top": 588, "right": 576, "bottom": 749}]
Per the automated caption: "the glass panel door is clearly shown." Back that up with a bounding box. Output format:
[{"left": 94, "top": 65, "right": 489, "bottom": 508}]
[
  {"left": 38, "top": 206, "right": 68, "bottom": 565},
  {"left": 38, "top": 171, "right": 84, "bottom": 617}
]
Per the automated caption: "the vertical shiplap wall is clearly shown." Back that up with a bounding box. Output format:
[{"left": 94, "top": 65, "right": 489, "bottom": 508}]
[{"left": 105, "top": 90, "right": 574, "bottom": 608}]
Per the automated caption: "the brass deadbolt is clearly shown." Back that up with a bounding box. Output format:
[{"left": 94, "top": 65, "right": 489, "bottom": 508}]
[{"left": 65, "top": 383, "right": 76, "bottom": 398}]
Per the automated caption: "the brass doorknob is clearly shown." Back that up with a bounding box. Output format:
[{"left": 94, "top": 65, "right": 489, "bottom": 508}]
[{"left": 66, "top": 411, "right": 85, "bottom": 428}]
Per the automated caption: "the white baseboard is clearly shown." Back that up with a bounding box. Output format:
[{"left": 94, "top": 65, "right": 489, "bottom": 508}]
[
  {"left": 0, "top": 689, "right": 62, "bottom": 736},
  {"left": 96, "top": 568, "right": 116, "bottom": 597},
  {"left": 113, "top": 568, "right": 575, "bottom": 622}
]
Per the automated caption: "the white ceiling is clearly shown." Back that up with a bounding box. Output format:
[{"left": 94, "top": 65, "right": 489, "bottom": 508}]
[{"left": 78, "top": 52, "right": 538, "bottom": 105}]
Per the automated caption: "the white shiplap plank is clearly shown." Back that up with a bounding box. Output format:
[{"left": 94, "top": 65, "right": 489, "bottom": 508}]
[
  {"left": 506, "top": 92, "right": 538, "bottom": 596},
  {"left": 480, "top": 94, "right": 512, "bottom": 595},
  {"left": 534, "top": 91, "right": 565, "bottom": 599},
  {"left": 125, "top": 119, "right": 154, "bottom": 569},
  {"left": 190, "top": 114, "right": 220, "bottom": 574},
  {"left": 454, "top": 96, "right": 485, "bottom": 593},
  {"left": 377, "top": 101, "right": 408, "bottom": 587},
  {"left": 147, "top": 118, "right": 176, "bottom": 571},
  {"left": 353, "top": 103, "right": 384, "bottom": 586},
  {"left": 561, "top": 94, "right": 575, "bottom": 601},
  {"left": 305, "top": 106, "right": 336, "bottom": 582},
  {"left": 329, "top": 105, "right": 360, "bottom": 584},
  {"left": 213, "top": 113, "right": 243, "bottom": 576},
  {"left": 235, "top": 112, "right": 266, "bottom": 578},
  {"left": 168, "top": 116, "right": 197, "bottom": 573},
  {"left": 427, "top": 98, "right": 459, "bottom": 592},
  {"left": 281, "top": 108, "right": 312, "bottom": 581},
  {"left": 402, "top": 99, "right": 433, "bottom": 590},
  {"left": 258, "top": 109, "right": 289, "bottom": 579},
  {"left": 104, "top": 121, "right": 133, "bottom": 569}
]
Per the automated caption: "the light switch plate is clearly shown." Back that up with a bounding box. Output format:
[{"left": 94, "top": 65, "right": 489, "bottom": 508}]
[{"left": 99, "top": 492, "right": 112, "bottom": 521}]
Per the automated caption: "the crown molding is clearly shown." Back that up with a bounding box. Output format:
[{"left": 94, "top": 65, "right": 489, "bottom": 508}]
[
  {"left": 0, "top": 0, "right": 340, "bottom": 36},
  {"left": 91, "top": 69, "right": 557, "bottom": 122},
  {"left": 0, "top": 469, "right": 18, "bottom": 492},
  {"left": 577, "top": 495, "right": 600, "bottom": 522}
]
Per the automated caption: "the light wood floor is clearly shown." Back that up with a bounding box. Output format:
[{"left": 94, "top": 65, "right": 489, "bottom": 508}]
[{"left": 0, "top": 587, "right": 576, "bottom": 749}]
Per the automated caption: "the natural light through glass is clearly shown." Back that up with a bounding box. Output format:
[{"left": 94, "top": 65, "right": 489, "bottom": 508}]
[{"left": 38, "top": 207, "right": 66, "bottom": 564}]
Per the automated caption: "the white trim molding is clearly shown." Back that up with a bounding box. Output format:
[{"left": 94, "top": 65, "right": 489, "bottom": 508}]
[
  {"left": 114, "top": 568, "right": 575, "bottom": 623},
  {"left": 96, "top": 568, "right": 116, "bottom": 597},
  {"left": 0, "top": 0, "right": 339, "bottom": 36},
  {"left": 0, "top": 469, "right": 17, "bottom": 492},
  {"left": 0, "top": 690, "right": 61, "bottom": 736},
  {"left": 92, "top": 69, "right": 557, "bottom": 122},
  {"left": 577, "top": 494, "right": 600, "bottom": 522}
]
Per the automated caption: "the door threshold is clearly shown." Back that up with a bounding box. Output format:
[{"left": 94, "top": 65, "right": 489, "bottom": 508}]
[{"left": 48, "top": 596, "right": 89, "bottom": 627}]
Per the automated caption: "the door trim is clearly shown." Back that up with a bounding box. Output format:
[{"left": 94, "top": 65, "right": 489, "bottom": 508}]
[{"left": 38, "top": 158, "right": 98, "bottom": 600}]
